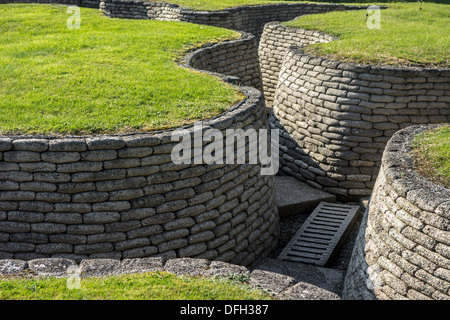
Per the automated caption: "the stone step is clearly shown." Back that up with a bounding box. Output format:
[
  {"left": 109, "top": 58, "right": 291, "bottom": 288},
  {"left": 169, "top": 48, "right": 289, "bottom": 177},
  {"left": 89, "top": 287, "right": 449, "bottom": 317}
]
[
  {"left": 275, "top": 176, "right": 336, "bottom": 217},
  {"left": 250, "top": 257, "right": 344, "bottom": 297}
]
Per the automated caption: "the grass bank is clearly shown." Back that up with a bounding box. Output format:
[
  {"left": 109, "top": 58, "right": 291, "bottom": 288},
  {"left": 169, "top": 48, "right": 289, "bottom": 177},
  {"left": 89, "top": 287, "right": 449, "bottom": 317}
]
[
  {"left": 283, "top": 3, "right": 450, "bottom": 68},
  {"left": 412, "top": 125, "right": 450, "bottom": 189},
  {"left": 0, "top": 4, "right": 242, "bottom": 135},
  {"left": 141, "top": 1, "right": 449, "bottom": 11},
  {"left": 0, "top": 271, "right": 273, "bottom": 300}
]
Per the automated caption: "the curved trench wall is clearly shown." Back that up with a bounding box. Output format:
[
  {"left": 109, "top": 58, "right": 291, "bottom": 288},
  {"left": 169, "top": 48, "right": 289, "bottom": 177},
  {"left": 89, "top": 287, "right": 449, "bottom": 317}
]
[
  {"left": 0, "top": 88, "right": 279, "bottom": 265},
  {"left": 0, "top": 19, "right": 279, "bottom": 265},
  {"left": 185, "top": 32, "right": 263, "bottom": 91},
  {"left": 264, "top": 27, "right": 450, "bottom": 199},
  {"left": 259, "top": 22, "right": 336, "bottom": 106},
  {"left": 343, "top": 125, "right": 450, "bottom": 300}
]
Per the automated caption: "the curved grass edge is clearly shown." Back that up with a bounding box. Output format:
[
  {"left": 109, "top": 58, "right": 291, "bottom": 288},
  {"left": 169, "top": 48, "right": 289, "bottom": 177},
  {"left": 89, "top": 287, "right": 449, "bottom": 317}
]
[
  {"left": 412, "top": 124, "right": 450, "bottom": 189},
  {"left": 0, "top": 271, "right": 275, "bottom": 300},
  {"left": 0, "top": 4, "right": 247, "bottom": 136},
  {"left": 0, "top": 29, "right": 259, "bottom": 139},
  {"left": 109, "top": 0, "right": 446, "bottom": 12},
  {"left": 281, "top": 3, "right": 450, "bottom": 69}
]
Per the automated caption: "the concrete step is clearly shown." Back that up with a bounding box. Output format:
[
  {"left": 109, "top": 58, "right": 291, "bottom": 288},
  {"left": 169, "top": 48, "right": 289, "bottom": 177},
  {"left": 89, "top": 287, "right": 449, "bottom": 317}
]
[
  {"left": 250, "top": 257, "right": 344, "bottom": 297},
  {"left": 275, "top": 176, "right": 336, "bottom": 217}
]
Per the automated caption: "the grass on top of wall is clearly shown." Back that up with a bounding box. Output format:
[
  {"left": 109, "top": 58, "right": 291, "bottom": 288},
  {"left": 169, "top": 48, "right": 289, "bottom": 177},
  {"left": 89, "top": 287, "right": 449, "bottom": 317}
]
[
  {"left": 412, "top": 125, "right": 450, "bottom": 189},
  {"left": 0, "top": 4, "right": 242, "bottom": 135},
  {"left": 150, "top": 0, "right": 295, "bottom": 10},
  {"left": 142, "top": 1, "right": 449, "bottom": 11},
  {"left": 283, "top": 3, "right": 450, "bottom": 68},
  {"left": 0, "top": 271, "right": 274, "bottom": 300}
]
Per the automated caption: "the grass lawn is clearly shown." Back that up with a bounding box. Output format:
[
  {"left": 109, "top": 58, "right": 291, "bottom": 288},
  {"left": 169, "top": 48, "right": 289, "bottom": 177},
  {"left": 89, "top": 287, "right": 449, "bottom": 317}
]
[
  {"left": 0, "top": 271, "right": 273, "bottom": 300},
  {"left": 412, "top": 125, "right": 450, "bottom": 189},
  {"left": 0, "top": 4, "right": 242, "bottom": 135},
  {"left": 156, "top": 0, "right": 300, "bottom": 10},
  {"left": 144, "top": 1, "right": 449, "bottom": 11},
  {"left": 283, "top": 3, "right": 450, "bottom": 68}
]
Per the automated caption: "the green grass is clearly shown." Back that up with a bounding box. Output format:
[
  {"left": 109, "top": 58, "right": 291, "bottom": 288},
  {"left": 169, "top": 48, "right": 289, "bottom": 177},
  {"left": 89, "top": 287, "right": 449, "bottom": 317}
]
[
  {"left": 0, "top": 271, "right": 274, "bottom": 300},
  {"left": 412, "top": 125, "right": 450, "bottom": 189},
  {"left": 144, "top": 1, "right": 449, "bottom": 11},
  {"left": 156, "top": 0, "right": 298, "bottom": 10},
  {"left": 0, "top": 4, "right": 242, "bottom": 135},
  {"left": 283, "top": 3, "right": 450, "bottom": 67}
]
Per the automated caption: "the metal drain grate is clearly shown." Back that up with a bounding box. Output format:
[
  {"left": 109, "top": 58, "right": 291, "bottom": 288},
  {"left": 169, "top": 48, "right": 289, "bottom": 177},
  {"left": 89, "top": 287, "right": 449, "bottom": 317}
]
[{"left": 277, "top": 202, "right": 360, "bottom": 267}]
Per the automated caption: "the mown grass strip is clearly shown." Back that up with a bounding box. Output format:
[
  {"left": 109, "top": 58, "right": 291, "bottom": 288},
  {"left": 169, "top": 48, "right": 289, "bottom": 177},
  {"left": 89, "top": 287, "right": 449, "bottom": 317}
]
[
  {"left": 412, "top": 125, "right": 450, "bottom": 188},
  {"left": 0, "top": 4, "right": 242, "bottom": 135},
  {"left": 142, "top": 1, "right": 449, "bottom": 11},
  {"left": 283, "top": 3, "right": 450, "bottom": 68},
  {"left": 0, "top": 271, "right": 274, "bottom": 300}
]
